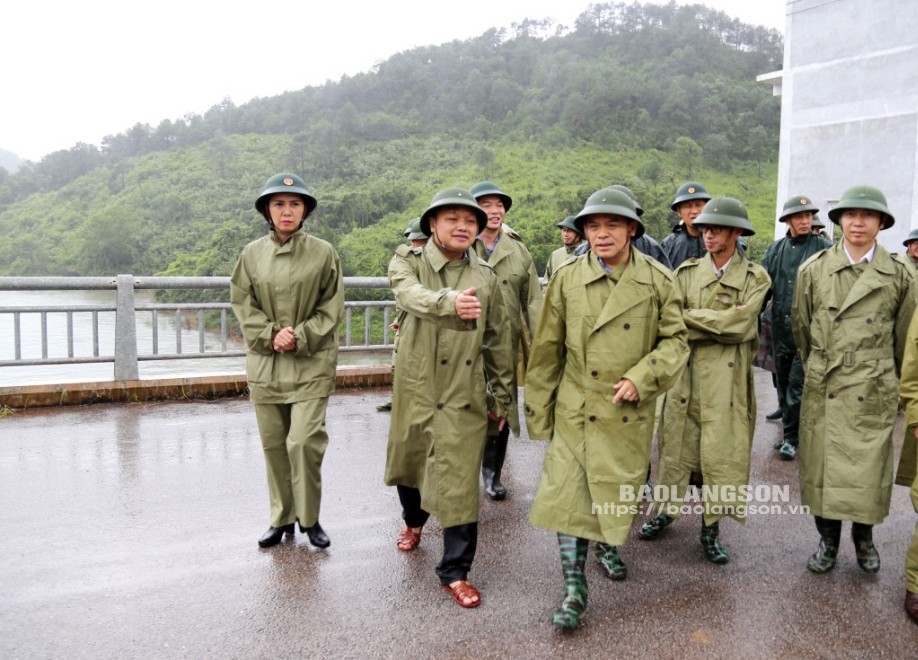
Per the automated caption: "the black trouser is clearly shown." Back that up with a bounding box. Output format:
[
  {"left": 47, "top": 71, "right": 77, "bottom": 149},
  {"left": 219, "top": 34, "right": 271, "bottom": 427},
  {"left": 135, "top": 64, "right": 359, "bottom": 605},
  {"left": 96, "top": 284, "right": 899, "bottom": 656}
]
[
  {"left": 774, "top": 346, "right": 804, "bottom": 447},
  {"left": 397, "top": 485, "right": 478, "bottom": 584}
]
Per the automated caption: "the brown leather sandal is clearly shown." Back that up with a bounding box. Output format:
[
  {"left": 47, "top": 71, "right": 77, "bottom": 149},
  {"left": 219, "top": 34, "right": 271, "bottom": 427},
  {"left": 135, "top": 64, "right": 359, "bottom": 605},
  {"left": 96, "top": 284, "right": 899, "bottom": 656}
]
[
  {"left": 396, "top": 527, "right": 421, "bottom": 552},
  {"left": 442, "top": 580, "right": 481, "bottom": 608}
]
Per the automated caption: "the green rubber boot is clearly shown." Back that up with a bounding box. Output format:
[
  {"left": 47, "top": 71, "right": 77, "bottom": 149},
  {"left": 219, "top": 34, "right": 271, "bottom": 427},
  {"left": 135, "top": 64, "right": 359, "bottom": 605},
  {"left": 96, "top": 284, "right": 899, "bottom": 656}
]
[
  {"left": 638, "top": 513, "right": 674, "bottom": 540},
  {"left": 700, "top": 521, "right": 730, "bottom": 564},
  {"left": 807, "top": 516, "right": 841, "bottom": 573},
  {"left": 852, "top": 523, "right": 880, "bottom": 574},
  {"left": 594, "top": 542, "right": 627, "bottom": 581},
  {"left": 553, "top": 534, "right": 588, "bottom": 630}
]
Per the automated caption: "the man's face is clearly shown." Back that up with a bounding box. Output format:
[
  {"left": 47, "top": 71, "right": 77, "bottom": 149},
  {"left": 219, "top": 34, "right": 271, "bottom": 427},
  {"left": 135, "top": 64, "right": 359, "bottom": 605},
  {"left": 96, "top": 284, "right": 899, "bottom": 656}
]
[
  {"left": 786, "top": 211, "right": 813, "bottom": 238},
  {"left": 560, "top": 227, "right": 580, "bottom": 247},
  {"left": 268, "top": 193, "right": 307, "bottom": 241},
  {"left": 698, "top": 225, "right": 743, "bottom": 259},
  {"left": 840, "top": 209, "right": 882, "bottom": 249},
  {"left": 676, "top": 199, "right": 707, "bottom": 227},
  {"left": 477, "top": 195, "right": 506, "bottom": 232},
  {"left": 429, "top": 207, "right": 479, "bottom": 254},
  {"left": 906, "top": 241, "right": 918, "bottom": 261},
  {"left": 583, "top": 214, "right": 635, "bottom": 266}
]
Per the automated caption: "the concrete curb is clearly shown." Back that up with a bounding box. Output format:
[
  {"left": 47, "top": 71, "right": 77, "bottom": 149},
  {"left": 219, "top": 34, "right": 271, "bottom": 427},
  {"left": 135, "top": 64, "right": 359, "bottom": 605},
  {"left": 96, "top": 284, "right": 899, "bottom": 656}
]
[{"left": 0, "top": 365, "right": 392, "bottom": 410}]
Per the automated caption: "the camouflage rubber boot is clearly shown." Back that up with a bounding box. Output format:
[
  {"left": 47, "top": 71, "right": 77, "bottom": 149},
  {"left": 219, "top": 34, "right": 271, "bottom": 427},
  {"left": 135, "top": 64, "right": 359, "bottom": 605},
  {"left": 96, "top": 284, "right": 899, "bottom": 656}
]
[
  {"left": 594, "top": 542, "right": 627, "bottom": 581},
  {"left": 852, "top": 522, "right": 880, "bottom": 574},
  {"left": 807, "top": 516, "right": 841, "bottom": 573},
  {"left": 700, "top": 521, "right": 730, "bottom": 564},
  {"left": 638, "top": 514, "right": 674, "bottom": 540},
  {"left": 553, "top": 534, "right": 589, "bottom": 630}
]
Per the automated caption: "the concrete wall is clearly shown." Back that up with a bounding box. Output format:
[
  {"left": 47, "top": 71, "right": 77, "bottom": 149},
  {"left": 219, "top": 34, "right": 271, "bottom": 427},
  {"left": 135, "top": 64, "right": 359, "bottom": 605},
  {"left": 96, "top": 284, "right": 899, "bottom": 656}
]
[{"left": 770, "top": 0, "right": 918, "bottom": 247}]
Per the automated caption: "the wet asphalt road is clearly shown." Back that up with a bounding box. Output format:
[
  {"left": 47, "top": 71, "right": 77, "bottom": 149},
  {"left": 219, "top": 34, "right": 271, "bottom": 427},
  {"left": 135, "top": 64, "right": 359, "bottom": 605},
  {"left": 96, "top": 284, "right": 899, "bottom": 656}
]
[{"left": 1, "top": 369, "right": 916, "bottom": 659}]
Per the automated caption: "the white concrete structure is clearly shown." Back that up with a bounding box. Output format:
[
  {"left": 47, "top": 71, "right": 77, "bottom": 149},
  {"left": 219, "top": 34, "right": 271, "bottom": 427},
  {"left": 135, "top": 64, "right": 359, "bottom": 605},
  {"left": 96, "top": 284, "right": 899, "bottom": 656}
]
[{"left": 759, "top": 0, "right": 918, "bottom": 247}]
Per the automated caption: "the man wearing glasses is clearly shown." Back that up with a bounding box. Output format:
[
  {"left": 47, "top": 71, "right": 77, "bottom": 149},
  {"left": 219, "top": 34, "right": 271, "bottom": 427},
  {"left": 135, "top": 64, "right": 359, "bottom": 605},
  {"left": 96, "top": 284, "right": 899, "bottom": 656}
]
[{"left": 640, "top": 197, "right": 770, "bottom": 565}]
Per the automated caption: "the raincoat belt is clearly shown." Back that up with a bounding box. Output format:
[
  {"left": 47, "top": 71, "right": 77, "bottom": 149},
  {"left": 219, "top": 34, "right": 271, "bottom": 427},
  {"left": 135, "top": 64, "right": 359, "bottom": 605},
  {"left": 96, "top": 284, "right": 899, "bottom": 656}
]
[{"left": 810, "top": 347, "right": 891, "bottom": 369}]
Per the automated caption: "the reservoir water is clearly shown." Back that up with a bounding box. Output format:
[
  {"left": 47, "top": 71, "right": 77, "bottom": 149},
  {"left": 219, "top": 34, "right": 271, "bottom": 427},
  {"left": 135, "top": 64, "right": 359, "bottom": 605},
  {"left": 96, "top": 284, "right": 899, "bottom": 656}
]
[{"left": 0, "top": 290, "right": 384, "bottom": 387}]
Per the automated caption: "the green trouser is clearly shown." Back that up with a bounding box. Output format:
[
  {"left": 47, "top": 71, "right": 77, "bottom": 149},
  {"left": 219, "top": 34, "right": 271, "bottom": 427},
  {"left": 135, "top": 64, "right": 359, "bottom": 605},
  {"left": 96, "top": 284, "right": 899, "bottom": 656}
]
[
  {"left": 254, "top": 398, "right": 330, "bottom": 528},
  {"left": 909, "top": 472, "right": 918, "bottom": 593}
]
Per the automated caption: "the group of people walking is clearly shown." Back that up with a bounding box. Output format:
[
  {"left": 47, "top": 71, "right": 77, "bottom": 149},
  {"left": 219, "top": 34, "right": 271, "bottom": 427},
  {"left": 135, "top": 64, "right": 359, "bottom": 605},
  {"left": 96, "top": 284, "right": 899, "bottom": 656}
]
[{"left": 229, "top": 172, "right": 918, "bottom": 630}]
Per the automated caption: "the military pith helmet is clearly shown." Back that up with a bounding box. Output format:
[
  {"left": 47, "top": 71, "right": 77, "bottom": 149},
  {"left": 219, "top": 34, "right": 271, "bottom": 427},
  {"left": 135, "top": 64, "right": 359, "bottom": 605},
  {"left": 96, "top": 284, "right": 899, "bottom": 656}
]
[
  {"left": 608, "top": 184, "right": 644, "bottom": 216},
  {"left": 693, "top": 196, "right": 755, "bottom": 236},
  {"left": 903, "top": 229, "right": 918, "bottom": 247},
  {"left": 556, "top": 214, "right": 581, "bottom": 236},
  {"left": 574, "top": 187, "right": 644, "bottom": 238},
  {"left": 779, "top": 195, "right": 820, "bottom": 222},
  {"left": 469, "top": 181, "right": 513, "bottom": 212},
  {"left": 419, "top": 188, "right": 488, "bottom": 236},
  {"left": 255, "top": 173, "right": 318, "bottom": 220},
  {"left": 827, "top": 185, "right": 895, "bottom": 229},
  {"left": 670, "top": 181, "right": 712, "bottom": 211},
  {"left": 811, "top": 215, "right": 826, "bottom": 229},
  {"left": 405, "top": 217, "right": 426, "bottom": 241}
]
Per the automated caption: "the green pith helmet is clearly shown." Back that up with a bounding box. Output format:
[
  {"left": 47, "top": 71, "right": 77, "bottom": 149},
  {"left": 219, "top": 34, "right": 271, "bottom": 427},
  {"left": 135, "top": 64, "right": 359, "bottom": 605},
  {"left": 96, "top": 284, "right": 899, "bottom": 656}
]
[
  {"left": 779, "top": 195, "right": 820, "bottom": 222},
  {"left": 556, "top": 214, "right": 581, "bottom": 235},
  {"left": 608, "top": 184, "right": 644, "bottom": 216},
  {"left": 811, "top": 215, "right": 826, "bottom": 229},
  {"left": 574, "top": 187, "right": 645, "bottom": 238},
  {"left": 469, "top": 181, "right": 513, "bottom": 212},
  {"left": 670, "top": 181, "right": 712, "bottom": 211},
  {"left": 693, "top": 196, "right": 756, "bottom": 236},
  {"left": 827, "top": 185, "right": 895, "bottom": 229},
  {"left": 255, "top": 172, "right": 318, "bottom": 219},
  {"left": 419, "top": 188, "right": 488, "bottom": 236},
  {"left": 903, "top": 229, "right": 918, "bottom": 247},
  {"left": 405, "top": 217, "right": 426, "bottom": 241}
]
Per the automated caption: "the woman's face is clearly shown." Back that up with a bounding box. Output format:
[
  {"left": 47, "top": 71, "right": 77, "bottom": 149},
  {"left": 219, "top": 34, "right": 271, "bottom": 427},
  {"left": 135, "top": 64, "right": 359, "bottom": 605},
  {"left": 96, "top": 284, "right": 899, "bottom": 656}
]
[{"left": 268, "top": 193, "right": 308, "bottom": 241}]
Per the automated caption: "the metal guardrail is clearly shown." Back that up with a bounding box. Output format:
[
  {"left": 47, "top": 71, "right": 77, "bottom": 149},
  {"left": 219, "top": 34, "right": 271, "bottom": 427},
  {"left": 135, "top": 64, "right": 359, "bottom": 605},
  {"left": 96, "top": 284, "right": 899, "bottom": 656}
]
[{"left": 0, "top": 275, "right": 394, "bottom": 381}]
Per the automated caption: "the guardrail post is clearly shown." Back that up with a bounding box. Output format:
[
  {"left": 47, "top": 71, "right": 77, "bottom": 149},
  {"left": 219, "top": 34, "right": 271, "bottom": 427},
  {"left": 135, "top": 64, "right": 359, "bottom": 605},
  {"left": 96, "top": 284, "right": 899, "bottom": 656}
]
[{"left": 114, "top": 274, "right": 139, "bottom": 381}]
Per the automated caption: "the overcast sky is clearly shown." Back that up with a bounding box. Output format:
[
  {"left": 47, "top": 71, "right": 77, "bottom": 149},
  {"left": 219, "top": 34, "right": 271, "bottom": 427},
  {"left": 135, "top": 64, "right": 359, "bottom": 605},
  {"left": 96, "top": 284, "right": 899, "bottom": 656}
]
[{"left": 0, "top": 0, "right": 784, "bottom": 162}]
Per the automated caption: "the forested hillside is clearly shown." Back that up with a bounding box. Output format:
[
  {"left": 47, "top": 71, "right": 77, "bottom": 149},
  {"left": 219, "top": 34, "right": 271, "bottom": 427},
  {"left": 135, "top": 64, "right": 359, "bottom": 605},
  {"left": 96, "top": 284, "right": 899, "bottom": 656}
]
[{"left": 0, "top": 1, "right": 783, "bottom": 281}]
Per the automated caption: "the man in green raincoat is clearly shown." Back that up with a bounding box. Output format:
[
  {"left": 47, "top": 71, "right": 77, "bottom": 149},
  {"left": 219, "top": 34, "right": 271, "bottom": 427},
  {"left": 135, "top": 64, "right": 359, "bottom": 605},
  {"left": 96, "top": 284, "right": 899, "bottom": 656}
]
[
  {"left": 544, "top": 214, "right": 583, "bottom": 281},
  {"left": 902, "top": 228, "right": 918, "bottom": 272},
  {"left": 792, "top": 185, "right": 916, "bottom": 575},
  {"left": 471, "top": 181, "right": 543, "bottom": 501},
  {"left": 525, "top": 187, "right": 688, "bottom": 629},
  {"left": 761, "top": 196, "right": 832, "bottom": 460},
  {"left": 896, "top": 309, "right": 918, "bottom": 626},
  {"left": 384, "top": 188, "right": 515, "bottom": 609},
  {"left": 231, "top": 173, "right": 345, "bottom": 550},
  {"left": 640, "top": 197, "right": 770, "bottom": 565}
]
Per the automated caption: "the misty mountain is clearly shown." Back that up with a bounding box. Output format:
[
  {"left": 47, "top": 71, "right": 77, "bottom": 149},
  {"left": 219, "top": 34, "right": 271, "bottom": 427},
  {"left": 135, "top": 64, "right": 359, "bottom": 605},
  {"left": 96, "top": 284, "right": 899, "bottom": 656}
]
[{"left": 0, "top": 1, "right": 783, "bottom": 281}]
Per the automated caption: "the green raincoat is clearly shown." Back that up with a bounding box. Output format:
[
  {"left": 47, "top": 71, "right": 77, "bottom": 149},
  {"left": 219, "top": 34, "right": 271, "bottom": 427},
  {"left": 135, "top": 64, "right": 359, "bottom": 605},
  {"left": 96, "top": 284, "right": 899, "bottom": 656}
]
[
  {"left": 544, "top": 244, "right": 580, "bottom": 281},
  {"left": 230, "top": 230, "right": 344, "bottom": 403},
  {"left": 474, "top": 226, "right": 543, "bottom": 434},
  {"left": 656, "top": 252, "right": 770, "bottom": 525},
  {"left": 525, "top": 251, "right": 689, "bottom": 545},
  {"left": 896, "top": 310, "right": 918, "bottom": 592},
  {"left": 792, "top": 242, "right": 916, "bottom": 524},
  {"left": 384, "top": 242, "right": 515, "bottom": 528}
]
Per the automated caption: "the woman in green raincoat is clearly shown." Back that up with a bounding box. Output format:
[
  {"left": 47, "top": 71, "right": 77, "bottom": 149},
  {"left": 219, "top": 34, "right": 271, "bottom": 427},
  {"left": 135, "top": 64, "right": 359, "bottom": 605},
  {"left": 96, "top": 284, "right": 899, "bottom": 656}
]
[
  {"left": 230, "top": 173, "right": 344, "bottom": 550},
  {"left": 525, "top": 187, "right": 688, "bottom": 629}
]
